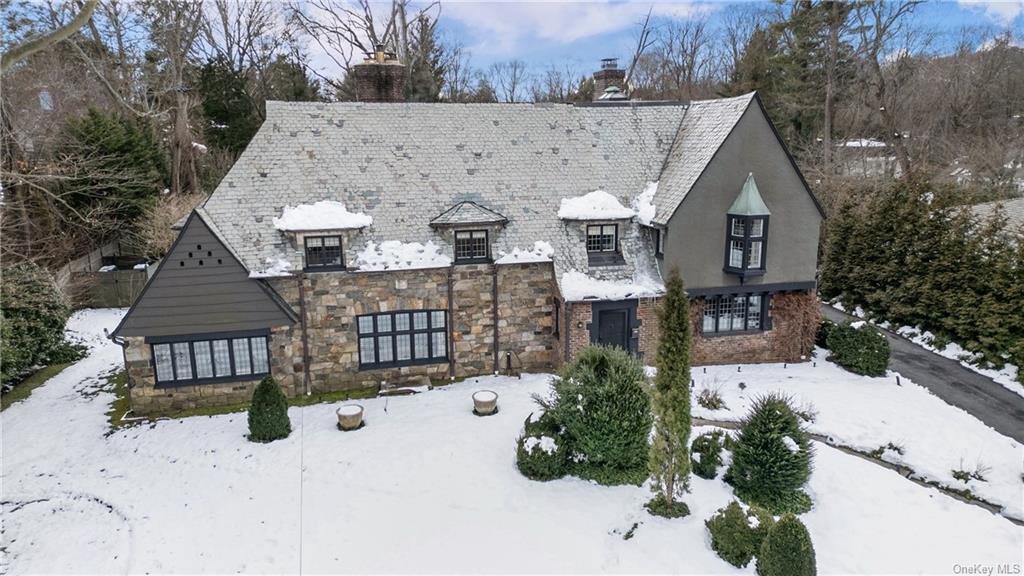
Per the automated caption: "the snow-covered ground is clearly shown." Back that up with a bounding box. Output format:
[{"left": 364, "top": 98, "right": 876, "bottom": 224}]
[
  {"left": 693, "top": 348, "right": 1024, "bottom": 521},
  {"left": 830, "top": 300, "right": 1024, "bottom": 398},
  {"left": 2, "top": 310, "right": 1021, "bottom": 574}
]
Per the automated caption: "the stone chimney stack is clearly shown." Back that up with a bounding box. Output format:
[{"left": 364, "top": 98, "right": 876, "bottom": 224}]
[
  {"left": 351, "top": 44, "right": 405, "bottom": 103},
  {"left": 592, "top": 58, "right": 626, "bottom": 102}
]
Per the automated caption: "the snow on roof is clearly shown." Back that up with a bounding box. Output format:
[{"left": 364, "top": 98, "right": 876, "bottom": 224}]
[
  {"left": 840, "top": 138, "right": 888, "bottom": 148},
  {"left": 559, "top": 270, "right": 664, "bottom": 302},
  {"left": 249, "top": 257, "right": 293, "bottom": 278},
  {"left": 494, "top": 241, "right": 554, "bottom": 264},
  {"left": 633, "top": 182, "right": 658, "bottom": 226},
  {"left": 354, "top": 240, "right": 451, "bottom": 271},
  {"left": 272, "top": 200, "right": 373, "bottom": 232},
  {"left": 558, "top": 190, "right": 635, "bottom": 221}
]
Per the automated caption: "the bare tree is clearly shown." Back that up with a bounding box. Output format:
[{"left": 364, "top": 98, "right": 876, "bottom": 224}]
[
  {"left": 0, "top": 0, "right": 97, "bottom": 73},
  {"left": 441, "top": 40, "right": 473, "bottom": 102},
  {"left": 851, "top": 0, "right": 925, "bottom": 178},
  {"left": 288, "top": 0, "right": 438, "bottom": 94},
  {"left": 720, "top": 3, "right": 767, "bottom": 81},
  {"left": 489, "top": 60, "right": 529, "bottom": 103},
  {"left": 624, "top": 7, "right": 657, "bottom": 90}
]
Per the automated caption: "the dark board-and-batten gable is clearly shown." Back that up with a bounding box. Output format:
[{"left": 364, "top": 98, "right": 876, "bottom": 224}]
[{"left": 112, "top": 210, "right": 297, "bottom": 338}]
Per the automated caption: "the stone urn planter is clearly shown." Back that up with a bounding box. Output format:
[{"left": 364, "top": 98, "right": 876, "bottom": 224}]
[
  {"left": 336, "top": 404, "right": 364, "bottom": 431},
  {"left": 472, "top": 390, "right": 498, "bottom": 416}
]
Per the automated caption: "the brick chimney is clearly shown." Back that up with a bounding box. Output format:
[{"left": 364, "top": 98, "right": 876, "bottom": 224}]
[
  {"left": 592, "top": 58, "right": 625, "bottom": 102},
  {"left": 351, "top": 44, "right": 405, "bottom": 103}
]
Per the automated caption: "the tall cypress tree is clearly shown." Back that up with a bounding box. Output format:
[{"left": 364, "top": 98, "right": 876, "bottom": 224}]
[{"left": 647, "top": 268, "right": 692, "bottom": 518}]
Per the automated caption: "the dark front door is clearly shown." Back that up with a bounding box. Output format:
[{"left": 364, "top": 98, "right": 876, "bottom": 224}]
[{"left": 596, "top": 309, "right": 629, "bottom": 351}]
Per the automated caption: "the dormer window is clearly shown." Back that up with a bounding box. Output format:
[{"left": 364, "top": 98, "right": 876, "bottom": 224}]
[
  {"left": 454, "top": 229, "right": 490, "bottom": 262},
  {"left": 724, "top": 173, "right": 769, "bottom": 278},
  {"left": 587, "top": 224, "right": 625, "bottom": 266},
  {"left": 305, "top": 235, "right": 344, "bottom": 270}
]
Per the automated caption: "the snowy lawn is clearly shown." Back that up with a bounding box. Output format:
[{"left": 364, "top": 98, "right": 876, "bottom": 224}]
[
  {"left": 692, "top": 348, "right": 1024, "bottom": 521},
  {"left": 1, "top": 309, "right": 1021, "bottom": 574}
]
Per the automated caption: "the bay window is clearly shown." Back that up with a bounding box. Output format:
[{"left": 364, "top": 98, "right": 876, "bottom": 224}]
[{"left": 724, "top": 215, "right": 768, "bottom": 276}]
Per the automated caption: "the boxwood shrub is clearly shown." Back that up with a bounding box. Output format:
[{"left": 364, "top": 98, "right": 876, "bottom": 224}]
[
  {"left": 691, "top": 430, "right": 724, "bottom": 479},
  {"left": 1, "top": 262, "right": 84, "bottom": 386},
  {"left": 248, "top": 376, "right": 291, "bottom": 442},
  {"left": 536, "top": 345, "right": 652, "bottom": 485},
  {"left": 515, "top": 412, "right": 569, "bottom": 481},
  {"left": 826, "top": 321, "right": 890, "bottom": 376},
  {"left": 756, "top": 513, "right": 816, "bottom": 576},
  {"left": 705, "top": 500, "right": 774, "bottom": 568}
]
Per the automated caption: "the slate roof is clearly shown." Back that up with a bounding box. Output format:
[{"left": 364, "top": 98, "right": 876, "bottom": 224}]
[
  {"left": 199, "top": 95, "right": 760, "bottom": 295},
  {"left": 971, "top": 197, "right": 1024, "bottom": 232},
  {"left": 430, "top": 201, "right": 508, "bottom": 227},
  {"left": 652, "top": 93, "right": 756, "bottom": 226}
]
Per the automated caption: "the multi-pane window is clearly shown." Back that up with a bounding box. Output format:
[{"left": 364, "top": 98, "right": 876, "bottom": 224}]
[
  {"left": 725, "top": 216, "right": 768, "bottom": 275},
  {"left": 305, "top": 235, "right": 343, "bottom": 269},
  {"left": 702, "top": 294, "right": 768, "bottom": 334},
  {"left": 454, "top": 230, "right": 489, "bottom": 262},
  {"left": 151, "top": 334, "right": 270, "bottom": 385},
  {"left": 586, "top": 224, "right": 617, "bottom": 253},
  {"left": 357, "top": 310, "right": 448, "bottom": 368}
]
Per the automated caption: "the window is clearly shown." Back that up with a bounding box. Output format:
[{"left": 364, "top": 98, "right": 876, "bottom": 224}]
[
  {"left": 357, "top": 310, "right": 448, "bottom": 368},
  {"left": 724, "top": 216, "right": 768, "bottom": 275},
  {"left": 586, "top": 224, "right": 617, "bottom": 253},
  {"left": 454, "top": 230, "right": 489, "bottom": 262},
  {"left": 701, "top": 294, "right": 769, "bottom": 334},
  {"left": 151, "top": 333, "right": 271, "bottom": 385},
  {"left": 305, "top": 235, "right": 343, "bottom": 269}
]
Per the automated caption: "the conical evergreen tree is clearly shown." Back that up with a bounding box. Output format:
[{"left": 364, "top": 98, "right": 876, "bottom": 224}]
[
  {"left": 248, "top": 376, "right": 291, "bottom": 443},
  {"left": 756, "top": 514, "right": 816, "bottom": 576},
  {"left": 646, "top": 268, "right": 692, "bottom": 518}
]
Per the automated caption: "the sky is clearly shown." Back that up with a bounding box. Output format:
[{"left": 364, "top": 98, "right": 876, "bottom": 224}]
[{"left": 305, "top": 0, "right": 1024, "bottom": 80}]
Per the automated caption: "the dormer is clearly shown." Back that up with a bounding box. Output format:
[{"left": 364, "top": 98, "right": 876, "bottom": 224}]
[
  {"left": 429, "top": 201, "right": 508, "bottom": 264},
  {"left": 724, "top": 173, "right": 770, "bottom": 278}
]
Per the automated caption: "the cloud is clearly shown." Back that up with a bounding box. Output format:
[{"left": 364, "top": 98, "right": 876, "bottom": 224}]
[
  {"left": 443, "top": 1, "right": 712, "bottom": 55},
  {"left": 957, "top": 0, "right": 1024, "bottom": 25}
]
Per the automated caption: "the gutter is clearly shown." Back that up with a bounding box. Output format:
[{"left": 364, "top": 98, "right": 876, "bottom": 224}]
[{"left": 297, "top": 273, "right": 313, "bottom": 395}]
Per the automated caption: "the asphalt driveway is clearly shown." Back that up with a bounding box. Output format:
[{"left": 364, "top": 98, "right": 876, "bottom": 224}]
[{"left": 821, "top": 304, "right": 1024, "bottom": 443}]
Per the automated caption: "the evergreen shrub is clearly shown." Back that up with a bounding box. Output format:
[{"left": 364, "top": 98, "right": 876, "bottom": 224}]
[
  {"left": 1, "top": 263, "right": 84, "bottom": 386},
  {"left": 756, "top": 513, "right": 816, "bottom": 576},
  {"left": 726, "top": 394, "right": 813, "bottom": 514},
  {"left": 538, "top": 345, "right": 652, "bottom": 485},
  {"left": 515, "top": 412, "right": 570, "bottom": 481},
  {"left": 247, "top": 376, "right": 291, "bottom": 442},
  {"left": 691, "top": 430, "right": 724, "bottom": 479},
  {"left": 815, "top": 319, "right": 836, "bottom": 349},
  {"left": 826, "top": 322, "right": 890, "bottom": 376},
  {"left": 705, "top": 500, "right": 774, "bottom": 568}
]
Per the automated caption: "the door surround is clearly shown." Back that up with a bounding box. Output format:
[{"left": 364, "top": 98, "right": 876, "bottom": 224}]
[{"left": 587, "top": 299, "right": 640, "bottom": 354}]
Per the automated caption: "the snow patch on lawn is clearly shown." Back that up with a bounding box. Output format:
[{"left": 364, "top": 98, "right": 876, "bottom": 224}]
[
  {"left": 692, "top": 348, "right": 1024, "bottom": 521},
  {"left": 355, "top": 240, "right": 451, "bottom": 271},
  {"left": 2, "top": 310, "right": 1021, "bottom": 573},
  {"left": 558, "top": 190, "right": 634, "bottom": 220},
  {"left": 273, "top": 200, "right": 372, "bottom": 231},
  {"left": 494, "top": 241, "right": 554, "bottom": 264}
]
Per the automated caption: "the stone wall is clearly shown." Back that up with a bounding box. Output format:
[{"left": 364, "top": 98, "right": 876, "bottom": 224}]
[
  {"left": 125, "top": 262, "right": 559, "bottom": 414},
  {"left": 123, "top": 325, "right": 298, "bottom": 414}
]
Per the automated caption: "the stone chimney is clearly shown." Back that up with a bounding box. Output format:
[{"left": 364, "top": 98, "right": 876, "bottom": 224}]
[
  {"left": 592, "top": 58, "right": 626, "bottom": 102},
  {"left": 351, "top": 44, "right": 405, "bottom": 103}
]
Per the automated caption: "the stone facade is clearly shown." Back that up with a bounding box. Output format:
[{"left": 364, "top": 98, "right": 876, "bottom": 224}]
[{"left": 124, "top": 262, "right": 558, "bottom": 414}]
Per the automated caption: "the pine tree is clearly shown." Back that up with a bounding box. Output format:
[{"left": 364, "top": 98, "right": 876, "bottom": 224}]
[
  {"left": 406, "top": 14, "right": 446, "bottom": 103},
  {"left": 646, "top": 268, "right": 692, "bottom": 518},
  {"left": 199, "top": 56, "right": 261, "bottom": 155}
]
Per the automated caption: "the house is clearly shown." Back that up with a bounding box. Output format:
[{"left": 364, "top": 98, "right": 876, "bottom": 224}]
[{"left": 111, "top": 57, "right": 824, "bottom": 414}]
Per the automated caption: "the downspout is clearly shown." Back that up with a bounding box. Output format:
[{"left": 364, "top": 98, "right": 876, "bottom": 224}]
[
  {"left": 447, "top": 265, "right": 455, "bottom": 379},
  {"left": 491, "top": 263, "right": 499, "bottom": 373},
  {"left": 297, "top": 273, "right": 312, "bottom": 395}
]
